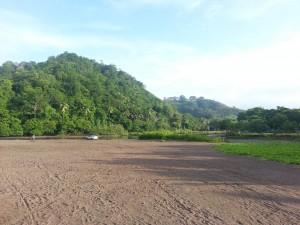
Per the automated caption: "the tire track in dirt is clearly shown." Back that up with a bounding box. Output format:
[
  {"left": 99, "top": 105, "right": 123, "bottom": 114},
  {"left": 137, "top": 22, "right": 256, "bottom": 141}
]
[
  {"left": 1, "top": 140, "right": 299, "bottom": 225},
  {"left": 127, "top": 165, "right": 225, "bottom": 225},
  {"left": 153, "top": 179, "right": 225, "bottom": 224},
  {"left": 11, "top": 184, "right": 37, "bottom": 225},
  {"left": 36, "top": 158, "right": 62, "bottom": 181},
  {"left": 1, "top": 167, "right": 37, "bottom": 225},
  {"left": 1, "top": 157, "right": 81, "bottom": 224},
  {"left": 5, "top": 172, "right": 95, "bottom": 224},
  {"left": 227, "top": 183, "right": 300, "bottom": 224},
  {"left": 132, "top": 154, "right": 225, "bottom": 224}
]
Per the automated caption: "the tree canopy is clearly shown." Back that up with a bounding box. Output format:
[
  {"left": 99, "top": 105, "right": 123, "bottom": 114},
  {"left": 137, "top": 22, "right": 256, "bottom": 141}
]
[{"left": 236, "top": 107, "right": 300, "bottom": 133}]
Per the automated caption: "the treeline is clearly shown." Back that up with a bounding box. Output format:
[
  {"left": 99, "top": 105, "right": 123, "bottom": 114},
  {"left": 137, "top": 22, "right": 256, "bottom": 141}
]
[
  {"left": 163, "top": 96, "right": 300, "bottom": 133},
  {"left": 217, "top": 107, "right": 300, "bottom": 133},
  {"left": 0, "top": 52, "right": 194, "bottom": 136}
]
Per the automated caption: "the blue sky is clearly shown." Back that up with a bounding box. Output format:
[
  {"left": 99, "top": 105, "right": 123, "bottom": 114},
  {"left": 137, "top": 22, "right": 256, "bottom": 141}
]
[{"left": 1, "top": 0, "right": 300, "bottom": 109}]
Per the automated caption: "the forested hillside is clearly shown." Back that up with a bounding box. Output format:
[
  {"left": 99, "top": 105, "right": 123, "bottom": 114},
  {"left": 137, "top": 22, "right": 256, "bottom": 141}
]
[
  {"left": 0, "top": 52, "right": 185, "bottom": 136},
  {"left": 164, "top": 95, "right": 242, "bottom": 119},
  {"left": 2, "top": 52, "right": 298, "bottom": 136}
]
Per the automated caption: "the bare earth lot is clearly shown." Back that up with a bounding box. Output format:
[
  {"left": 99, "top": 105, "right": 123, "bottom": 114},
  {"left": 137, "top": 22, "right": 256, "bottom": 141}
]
[{"left": 0, "top": 140, "right": 299, "bottom": 225}]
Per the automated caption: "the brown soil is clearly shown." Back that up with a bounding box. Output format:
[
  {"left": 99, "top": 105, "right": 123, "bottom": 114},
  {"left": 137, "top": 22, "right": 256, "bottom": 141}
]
[{"left": 0, "top": 139, "right": 299, "bottom": 225}]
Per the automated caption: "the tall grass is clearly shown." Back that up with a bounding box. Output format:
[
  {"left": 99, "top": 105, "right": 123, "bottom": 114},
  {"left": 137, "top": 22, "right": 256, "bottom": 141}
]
[
  {"left": 139, "top": 130, "right": 223, "bottom": 143},
  {"left": 214, "top": 142, "right": 300, "bottom": 165}
]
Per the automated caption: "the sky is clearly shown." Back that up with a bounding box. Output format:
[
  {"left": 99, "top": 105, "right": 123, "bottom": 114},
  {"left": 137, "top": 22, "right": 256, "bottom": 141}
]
[{"left": 0, "top": 0, "right": 300, "bottom": 110}]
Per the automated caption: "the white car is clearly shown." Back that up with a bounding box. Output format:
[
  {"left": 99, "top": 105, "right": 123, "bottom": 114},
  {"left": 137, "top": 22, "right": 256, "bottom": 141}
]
[{"left": 86, "top": 135, "right": 99, "bottom": 140}]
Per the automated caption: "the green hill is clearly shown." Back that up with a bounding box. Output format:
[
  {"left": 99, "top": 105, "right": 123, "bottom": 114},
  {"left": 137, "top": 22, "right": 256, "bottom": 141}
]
[
  {"left": 164, "top": 95, "right": 242, "bottom": 120},
  {"left": 0, "top": 52, "right": 180, "bottom": 136}
]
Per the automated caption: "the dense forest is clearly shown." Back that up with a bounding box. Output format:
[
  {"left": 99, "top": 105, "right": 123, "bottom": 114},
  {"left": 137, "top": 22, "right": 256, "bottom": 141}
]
[
  {"left": 0, "top": 52, "right": 299, "bottom": 136},
  {"left": 218, "top": 107, "right": 300, "bottom": 133}
]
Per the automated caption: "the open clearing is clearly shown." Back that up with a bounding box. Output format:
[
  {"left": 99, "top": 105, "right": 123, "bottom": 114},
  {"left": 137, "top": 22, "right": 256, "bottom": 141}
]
[{"left": 0, "top": 139, "right": 299, "bottom": 225}]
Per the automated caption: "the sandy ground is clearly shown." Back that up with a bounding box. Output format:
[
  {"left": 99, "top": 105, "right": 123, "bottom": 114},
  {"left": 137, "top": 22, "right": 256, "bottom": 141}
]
[{"left": 0, "top": 140, "right": 299, "bottom": 225}]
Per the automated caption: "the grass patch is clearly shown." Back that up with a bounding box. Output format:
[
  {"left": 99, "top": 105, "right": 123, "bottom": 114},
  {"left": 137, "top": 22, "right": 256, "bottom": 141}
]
[
  {"left": 214, "top": 142, "right": 300, "bottom": 165},
  {"left": 226, "top": 132, "right": 300, "bottom": 141},
  {"left": 139, "top": 130, "right": 223, "bottom": 143}
]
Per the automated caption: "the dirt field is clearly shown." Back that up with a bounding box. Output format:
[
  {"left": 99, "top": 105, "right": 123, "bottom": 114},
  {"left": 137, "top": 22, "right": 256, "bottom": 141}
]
[{"left": 0, "top": 140, "right": 299, "bottom": 225}]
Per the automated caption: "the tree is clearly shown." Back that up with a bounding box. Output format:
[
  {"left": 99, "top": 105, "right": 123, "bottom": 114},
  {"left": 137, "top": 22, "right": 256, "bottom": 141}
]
[
  {"left": 248, "top": 119, "right": 269, "bottom": 133},
  {"left": 218, "top": 119, "right": 236, "bottom": 131},
  {"left": 270, "top": 113, "right": 289, "bottom": 132},
  {"left": 170, "top": 113, "right": 182, "bottom": 129},
  {"left": 23, "top": 119, "right": 44, "bottom": 135}
]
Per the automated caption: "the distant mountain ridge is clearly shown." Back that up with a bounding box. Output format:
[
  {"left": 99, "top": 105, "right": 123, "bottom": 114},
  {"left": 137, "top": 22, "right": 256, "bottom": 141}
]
[{"left": 164, "top": 95, "right": 242, "bottom": 119}]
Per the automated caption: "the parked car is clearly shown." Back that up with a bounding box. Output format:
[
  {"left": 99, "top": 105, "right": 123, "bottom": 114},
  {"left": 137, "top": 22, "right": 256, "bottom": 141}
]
[{"left": 86, "top": 134, "right": 99, "bottom": 140}]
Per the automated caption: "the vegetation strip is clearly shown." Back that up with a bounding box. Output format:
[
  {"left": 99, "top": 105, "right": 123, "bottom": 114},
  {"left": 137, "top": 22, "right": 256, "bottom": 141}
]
[
  {"left": 139, "top": 131, "right": 224, "bottom": 142},
  {"left": 214, "top": 142, "right": 300, "bottom": 165}
]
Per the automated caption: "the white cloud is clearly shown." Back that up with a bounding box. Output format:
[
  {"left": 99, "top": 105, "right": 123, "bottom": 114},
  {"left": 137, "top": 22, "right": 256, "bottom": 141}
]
[
  {"left": 0, "top": 9, "right": 68, "bottom": 61},
  {"left": 107, "top": 0, "right": 205, "bottom": 11},
  {"left": 140, "top": 31, "right": 300, "bottom": 109},
  {"left": 229, "top": 0, "right": 293, "bottom": 20},
  {"left": 18, "top": 31, "right": 69, "bottom": 49},
  {"left": 0, "top": 7, "right": 131, "bottom": 63},
  {"left": 0, "top": 8, "right": 36, "bottom": 62},
  {"left": 0, "top": 8, "right": 34, "bottom": 22},
  {"left": 204, "top": 2, "right": 223, "bottom": 19},
  {"left": 64, "top": 21, "right": 127, "bottom": 31}
]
